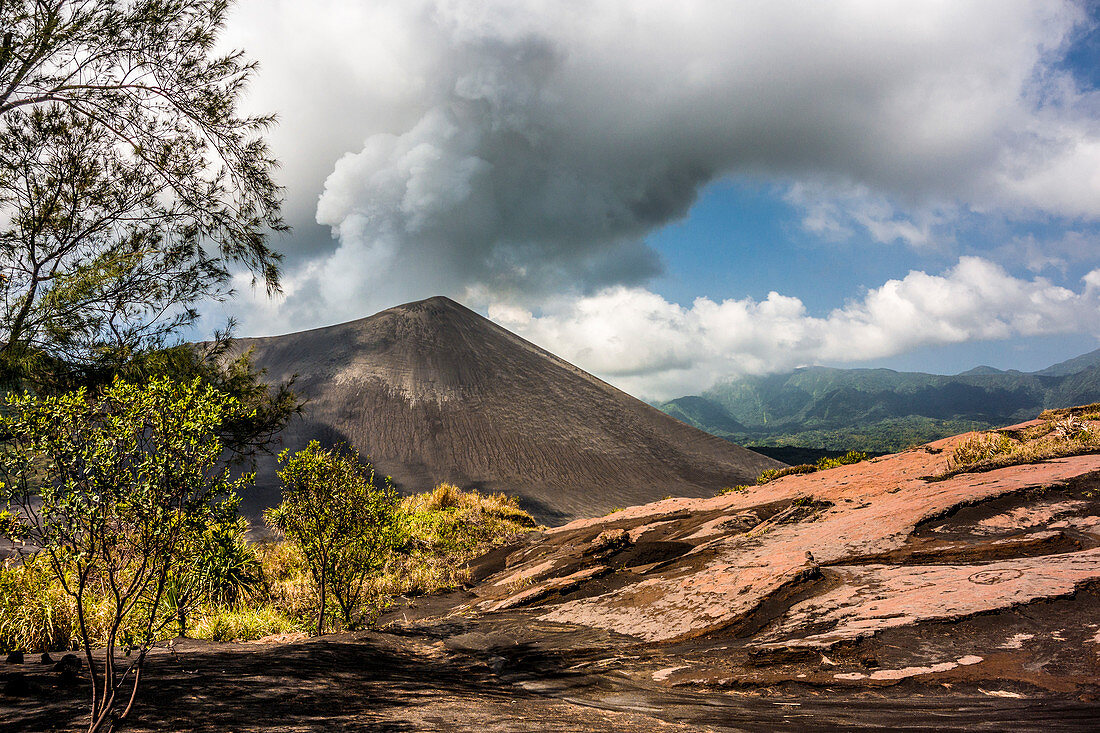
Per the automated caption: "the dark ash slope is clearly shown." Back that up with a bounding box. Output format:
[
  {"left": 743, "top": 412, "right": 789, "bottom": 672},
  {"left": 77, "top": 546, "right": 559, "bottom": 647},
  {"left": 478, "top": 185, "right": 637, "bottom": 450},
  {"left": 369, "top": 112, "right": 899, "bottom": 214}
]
[{"left": 233, "top": 296, "right": 778, "bottom": 524}]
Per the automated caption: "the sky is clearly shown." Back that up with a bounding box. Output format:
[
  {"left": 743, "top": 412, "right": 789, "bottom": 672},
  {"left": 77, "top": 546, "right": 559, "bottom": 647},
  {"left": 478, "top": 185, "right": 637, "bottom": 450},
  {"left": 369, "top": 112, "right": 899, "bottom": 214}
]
[{"left": 208, "top": 0, "right": 1100, "bottom": 400}]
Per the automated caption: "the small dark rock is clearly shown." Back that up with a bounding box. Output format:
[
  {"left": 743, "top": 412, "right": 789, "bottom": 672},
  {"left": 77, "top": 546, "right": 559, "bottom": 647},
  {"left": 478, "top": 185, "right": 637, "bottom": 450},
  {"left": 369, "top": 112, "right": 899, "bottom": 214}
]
[
  {"left": 40, "top": 652, "right": 53, "bottom": 664},
  {"left": 54, "top": 653, "right": 81, "bottom": 685},
  {"left": 54, "top": 654, "right": 81, "bottom": 687},
  {"left": 53, "top": 653, "right": 80, "bottom": 673},
  {"left": 5, "top": 651, "right": 24, "bottom": 664}
]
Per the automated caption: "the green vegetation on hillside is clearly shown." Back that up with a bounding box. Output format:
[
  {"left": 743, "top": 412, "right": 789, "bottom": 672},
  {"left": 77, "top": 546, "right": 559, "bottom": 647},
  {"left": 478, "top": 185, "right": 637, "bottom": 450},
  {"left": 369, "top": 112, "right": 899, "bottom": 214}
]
[
  {"left": 720, "top": 450, "right": 868, "bottom": 494},
  {"left": 661, "top": 352, "right": 1100, "bottom": 453}
]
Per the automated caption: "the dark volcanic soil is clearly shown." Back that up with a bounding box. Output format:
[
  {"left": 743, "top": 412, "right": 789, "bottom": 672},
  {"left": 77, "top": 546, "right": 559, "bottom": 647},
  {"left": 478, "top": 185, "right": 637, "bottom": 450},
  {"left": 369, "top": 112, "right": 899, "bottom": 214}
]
[
  {"left": 229, "top": 296, "right": 779, "bottom": 524},
  {"left": 4, "top": 622, "right": 1096, "bottom": 732}
]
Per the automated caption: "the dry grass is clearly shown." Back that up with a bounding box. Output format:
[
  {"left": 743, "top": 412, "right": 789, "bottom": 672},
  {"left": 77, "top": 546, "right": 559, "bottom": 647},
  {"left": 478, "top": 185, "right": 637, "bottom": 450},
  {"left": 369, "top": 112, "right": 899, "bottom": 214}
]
[
  {"left": 189, "top": 605, "right": 301, "bottom": 642},
  {"left": 385, "top": 483, "right": 539, "bottom": 596},
  {"left": 253, "top": 540, "right": 315, "bottom": 625},
  {"left": 935, "top": 417, "right": 1100, "bottom": 480},
  {"left": 0, "top": 556, "right": 79, "bottom": 652},
  {"left": 402, "top": 483, "right": 536, "bottom": 525}
]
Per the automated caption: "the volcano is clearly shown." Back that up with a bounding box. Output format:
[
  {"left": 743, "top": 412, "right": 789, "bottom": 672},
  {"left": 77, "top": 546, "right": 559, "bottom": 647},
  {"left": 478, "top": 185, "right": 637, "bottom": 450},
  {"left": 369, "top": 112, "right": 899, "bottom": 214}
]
[{"left": 232, "top": 296, "right": 779, "bottom": 524}]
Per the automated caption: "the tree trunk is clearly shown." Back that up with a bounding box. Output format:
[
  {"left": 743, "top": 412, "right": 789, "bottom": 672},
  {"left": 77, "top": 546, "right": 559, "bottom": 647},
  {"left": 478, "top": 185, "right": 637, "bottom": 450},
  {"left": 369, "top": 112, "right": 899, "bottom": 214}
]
[{"left": 316, "top": 566, "right": 326, "bottom": 636}]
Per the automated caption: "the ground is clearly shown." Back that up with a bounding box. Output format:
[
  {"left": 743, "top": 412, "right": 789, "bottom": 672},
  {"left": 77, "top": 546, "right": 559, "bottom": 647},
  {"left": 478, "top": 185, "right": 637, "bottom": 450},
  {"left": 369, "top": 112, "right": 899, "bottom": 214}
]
[{"left": 4, "top": 419, "right": 1100, "bottom": 731}]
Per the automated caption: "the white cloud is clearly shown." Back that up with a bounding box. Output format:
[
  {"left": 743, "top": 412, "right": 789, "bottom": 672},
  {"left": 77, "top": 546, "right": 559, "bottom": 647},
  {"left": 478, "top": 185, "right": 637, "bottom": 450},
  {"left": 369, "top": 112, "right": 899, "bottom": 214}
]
[
  {"left": 219, "top": 0, "right": 1100, "bottom": 334},
  {"left": 489, "top": 258, "right": 1100, "bottom": 400}
]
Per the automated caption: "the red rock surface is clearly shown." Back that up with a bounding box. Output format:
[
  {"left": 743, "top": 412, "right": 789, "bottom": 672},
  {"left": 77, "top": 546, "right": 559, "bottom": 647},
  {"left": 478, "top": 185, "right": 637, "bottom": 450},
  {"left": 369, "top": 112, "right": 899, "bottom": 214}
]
[{"left": 436, "top": 425, "right": 1100, "bottom": 697}]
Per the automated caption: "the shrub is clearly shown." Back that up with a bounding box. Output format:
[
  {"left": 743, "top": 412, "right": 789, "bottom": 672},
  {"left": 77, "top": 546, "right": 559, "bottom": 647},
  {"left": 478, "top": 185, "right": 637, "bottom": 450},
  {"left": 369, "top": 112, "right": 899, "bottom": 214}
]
[
  {"left": 757, "top": 464, "right": 817, "bottom": 485},
  {"left": 756, "top": 450, "right": 869, "bottom": 486},
  {"left": 266, "top": 441, "right": 404, "bottom": 634},
  {"left": 162, "top": 516, "right": 266, "bottom": 637},
  {"left": 0, "top": 377, "right": 252, "bottom": 732},
  {"left": 816, "top": 451, "right": 868, "bottom": 470}
]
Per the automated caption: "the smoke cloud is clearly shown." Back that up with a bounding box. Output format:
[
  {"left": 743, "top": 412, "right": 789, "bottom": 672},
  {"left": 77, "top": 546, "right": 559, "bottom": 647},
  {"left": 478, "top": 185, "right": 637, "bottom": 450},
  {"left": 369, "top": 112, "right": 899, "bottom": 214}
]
[{"left": 222, "top": 0, "right": 1100, "bottom": 331}]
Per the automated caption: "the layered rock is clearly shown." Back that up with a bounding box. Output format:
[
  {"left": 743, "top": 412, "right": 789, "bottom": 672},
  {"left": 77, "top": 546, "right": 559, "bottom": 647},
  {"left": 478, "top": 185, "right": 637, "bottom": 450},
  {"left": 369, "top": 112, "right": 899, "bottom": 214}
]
[{"left": 430, "top": 418, "right": 1100, "bottom": 693}]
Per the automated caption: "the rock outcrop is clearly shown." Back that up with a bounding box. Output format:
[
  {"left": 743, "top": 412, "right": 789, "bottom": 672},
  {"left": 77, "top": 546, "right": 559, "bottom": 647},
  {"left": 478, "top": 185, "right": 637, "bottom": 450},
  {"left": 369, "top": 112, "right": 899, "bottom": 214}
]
[{"left": 413, "top": 417, "right": 1100, "bottom": 695}]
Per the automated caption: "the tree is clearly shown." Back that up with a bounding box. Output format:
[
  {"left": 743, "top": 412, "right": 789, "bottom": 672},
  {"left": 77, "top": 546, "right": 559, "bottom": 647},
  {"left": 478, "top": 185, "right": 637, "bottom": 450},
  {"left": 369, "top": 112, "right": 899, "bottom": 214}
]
[
  {"left": 265, "top": 441, "right": 403, "bottom": 636},
  {"left": 115, "top": 324, "right": 302, "bottom": 461},
  {"left": 0, "top": 377, "right": 253, "bottom": 733},
  {"left": 0, "top": 0, "right": 286, "bottom": 382}
]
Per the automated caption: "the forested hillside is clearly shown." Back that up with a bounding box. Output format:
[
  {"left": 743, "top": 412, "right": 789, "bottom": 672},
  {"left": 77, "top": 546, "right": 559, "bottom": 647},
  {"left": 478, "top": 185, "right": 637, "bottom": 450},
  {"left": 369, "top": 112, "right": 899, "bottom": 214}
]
[{"left": 660, "top": 349, "right": 1100, "bottom": 452}]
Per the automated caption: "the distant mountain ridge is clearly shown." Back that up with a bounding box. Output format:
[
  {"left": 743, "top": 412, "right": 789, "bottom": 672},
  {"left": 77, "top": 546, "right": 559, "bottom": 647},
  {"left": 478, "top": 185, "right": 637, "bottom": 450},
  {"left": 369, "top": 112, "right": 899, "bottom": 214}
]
[
  {"left": 659, "top": 348, "right": 1100, "bottom": 452},
  {"left": 231, "top": 296, "right": 779, "bottom": 524}
]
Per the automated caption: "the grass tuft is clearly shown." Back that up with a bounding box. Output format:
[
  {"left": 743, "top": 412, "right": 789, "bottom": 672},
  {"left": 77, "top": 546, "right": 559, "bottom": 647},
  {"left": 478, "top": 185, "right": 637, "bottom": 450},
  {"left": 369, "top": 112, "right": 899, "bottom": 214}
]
[
  {"left": 384, "top": 483, "right": 539, "bottom": 596},
  {"left": 935, "top": 417, "right": 1100, "bottom": 479}
]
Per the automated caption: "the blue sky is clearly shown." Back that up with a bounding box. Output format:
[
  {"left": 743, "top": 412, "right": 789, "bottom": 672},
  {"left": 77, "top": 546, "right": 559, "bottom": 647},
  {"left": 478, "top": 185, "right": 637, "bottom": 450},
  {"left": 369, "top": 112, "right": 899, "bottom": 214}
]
[
  {"left": 646, "top": 178, "right": 1100, "bottom": 375},
  {"left": 217, "top": 0, "right": 1100, "bottom": 399}
]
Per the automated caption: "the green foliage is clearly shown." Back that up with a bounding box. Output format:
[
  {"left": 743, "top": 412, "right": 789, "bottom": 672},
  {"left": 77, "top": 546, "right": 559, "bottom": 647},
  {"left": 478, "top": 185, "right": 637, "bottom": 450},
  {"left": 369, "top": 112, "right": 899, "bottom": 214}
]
[
  {"left": 1, "top": 550, "right": 298, "bottom": 648},
  {"left": 719, "top": 485, "right": 750, "bottom": 495},
  {"left": 0, "top": 0, "right": 285, "bottom": 385},
  {"left": 2, "top": 478, "right": 538, "bottom": 650},
  {"left": 757, "top": 464, "right": 817, "bottom": 485},
  {"left": 162, "top": 515, "right": 265, "bottom": 637},
  {"left": 815, "top": 450, "right": 868, "bottom": 469},
  {"left": 0, "top": 376, "right": 252, "bottom": 732},
  {"left": 742, "top": 418, "right": 990, "bottom": 453},
  {"left": 266, "top": 441, "right": 404, "bottom": 634},
  {"left": 116, "top": 334, "right": 302, "bottom": 461},
  {"left": 755, "top": 450, "right": 868, "bottom": 486},
  {"left": 660, "top": 359, "right": 1100, "bottom": 454}
]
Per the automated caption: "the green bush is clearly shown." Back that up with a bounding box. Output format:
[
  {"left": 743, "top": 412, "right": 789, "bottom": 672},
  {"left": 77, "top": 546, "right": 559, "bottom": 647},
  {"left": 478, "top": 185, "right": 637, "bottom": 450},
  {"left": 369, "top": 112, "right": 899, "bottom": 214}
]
[
  {"left": 266, "top": 441, "right": 404, "bottom": 634},
  {"left": 384, "top": 483, "right": 538, "bottom": 596},
  {"left": 0, "top": 377, "right": 254, "bottom": 732},
  {"left": 757, "top": 464, "right": 817, "bottom": 485},
  {"left": 756, "top": 450, "right": 869, "bottom": 486},
  {"left": 816, "top": 450, "right": 868, "bottom": 469}
]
